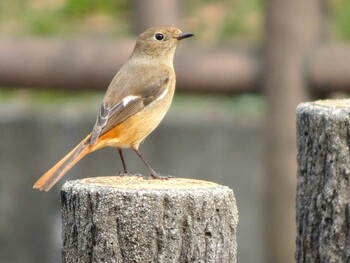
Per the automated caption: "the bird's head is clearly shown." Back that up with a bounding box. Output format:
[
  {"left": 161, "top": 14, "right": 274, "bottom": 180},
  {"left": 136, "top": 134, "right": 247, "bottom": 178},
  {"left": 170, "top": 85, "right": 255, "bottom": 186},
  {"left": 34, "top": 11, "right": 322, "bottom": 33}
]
[{"left": 131, "top": 26, "right": 194, "bottom": 61}]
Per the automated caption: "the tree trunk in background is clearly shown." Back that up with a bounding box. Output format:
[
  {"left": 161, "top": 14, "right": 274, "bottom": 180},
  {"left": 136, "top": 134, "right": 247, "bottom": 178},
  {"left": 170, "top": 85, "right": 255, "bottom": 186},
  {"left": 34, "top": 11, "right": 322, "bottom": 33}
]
[
  {"left": 263, "top": 0, "right": 323, "bottom": 262},
  {"left": 132, "top": 0, "right": 180, "bottom": 33}
]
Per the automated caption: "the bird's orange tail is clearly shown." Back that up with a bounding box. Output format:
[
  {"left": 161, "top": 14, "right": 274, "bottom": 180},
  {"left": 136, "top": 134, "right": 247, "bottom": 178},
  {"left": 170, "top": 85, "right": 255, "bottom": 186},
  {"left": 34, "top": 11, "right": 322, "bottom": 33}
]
[{"left": 33, "top": 134, "right": 92, "bottom": 191}]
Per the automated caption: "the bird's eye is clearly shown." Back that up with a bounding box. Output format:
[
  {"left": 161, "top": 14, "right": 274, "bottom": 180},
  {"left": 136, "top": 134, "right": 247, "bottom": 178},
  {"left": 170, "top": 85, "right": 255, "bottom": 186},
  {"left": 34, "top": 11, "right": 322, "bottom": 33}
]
[{"left": 154, "top": 33, "right": 164, "bottom": 41}]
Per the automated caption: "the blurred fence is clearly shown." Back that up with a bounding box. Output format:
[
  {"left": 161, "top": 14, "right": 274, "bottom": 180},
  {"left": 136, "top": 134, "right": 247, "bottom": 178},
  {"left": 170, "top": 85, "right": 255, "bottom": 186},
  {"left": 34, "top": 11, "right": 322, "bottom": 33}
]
[
  {"left": 1, "top": 0, "right": 349, "bottom": 263},
  {"left": 2, "top": 39, "right": 350, "bottom": 95}
]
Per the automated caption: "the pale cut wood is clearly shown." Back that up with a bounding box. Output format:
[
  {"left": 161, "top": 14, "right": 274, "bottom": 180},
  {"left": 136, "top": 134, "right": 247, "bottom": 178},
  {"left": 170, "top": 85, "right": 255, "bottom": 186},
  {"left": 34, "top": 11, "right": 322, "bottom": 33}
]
[
  {"left": 296, "top": 99, "right": 350, "bottom": 262},
  {"left": 61, "top": 176, "right": 238, "bottom": 263}
]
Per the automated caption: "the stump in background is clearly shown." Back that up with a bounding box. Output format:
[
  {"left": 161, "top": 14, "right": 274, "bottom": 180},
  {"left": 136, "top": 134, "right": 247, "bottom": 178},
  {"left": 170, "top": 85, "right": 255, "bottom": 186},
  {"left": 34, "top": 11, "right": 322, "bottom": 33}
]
[
  {"left": 61, "top": 176, "right": 238, "bottom": 263},
  {"left": 296, "top": 100, "right": 350, "bottom": 262}
]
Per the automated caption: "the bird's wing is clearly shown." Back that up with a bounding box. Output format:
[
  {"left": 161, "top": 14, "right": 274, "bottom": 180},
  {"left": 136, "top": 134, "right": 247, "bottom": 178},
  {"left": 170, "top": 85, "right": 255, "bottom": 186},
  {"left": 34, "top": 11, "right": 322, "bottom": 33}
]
[{"left": 89, "top": 64, "right": 172, "bottom": 144}]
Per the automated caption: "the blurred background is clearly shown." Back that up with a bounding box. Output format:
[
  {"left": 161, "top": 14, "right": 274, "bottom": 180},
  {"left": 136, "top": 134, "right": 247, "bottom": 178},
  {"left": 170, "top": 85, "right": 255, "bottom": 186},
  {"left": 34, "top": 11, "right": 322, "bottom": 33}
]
[{"left": 1, "top": 0, "right": 350, "bottom": 262}]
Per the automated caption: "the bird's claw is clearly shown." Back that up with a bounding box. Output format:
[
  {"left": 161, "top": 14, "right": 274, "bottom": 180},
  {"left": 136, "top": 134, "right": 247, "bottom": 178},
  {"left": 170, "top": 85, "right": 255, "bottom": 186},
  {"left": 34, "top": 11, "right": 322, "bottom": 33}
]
[{"left": 150, "top": 173, "right": 175, "bottom": 179}]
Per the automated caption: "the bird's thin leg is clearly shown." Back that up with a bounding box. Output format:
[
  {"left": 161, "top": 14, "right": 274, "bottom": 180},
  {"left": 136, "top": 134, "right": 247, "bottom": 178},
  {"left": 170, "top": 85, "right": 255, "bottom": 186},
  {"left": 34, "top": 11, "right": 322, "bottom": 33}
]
[
  {"left": 117, "top": 148, "right": 128, "bottom": 174},
  {"left": 132, "top": 148, "right": 160, "bottom": 178}
]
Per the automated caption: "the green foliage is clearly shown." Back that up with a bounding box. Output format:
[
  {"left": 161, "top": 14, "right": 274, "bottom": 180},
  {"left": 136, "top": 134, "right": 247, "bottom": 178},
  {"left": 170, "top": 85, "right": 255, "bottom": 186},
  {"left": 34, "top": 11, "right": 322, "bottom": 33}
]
[
  {"left": 26, "top": 12, "right": 62, "bottom": 35},
  {"left": 61, "top": 0, "right": 129, "bottom": 16},
  {"left": 0, "top": 0, "right": 131, "bottom": 36},
  {"left": 220, "top": 0, "right": 263, "bottom": 42},
  {"left": 182, "top": 0, "right": 263, "bottom": 43},
  {"left": 173, "top": 93, "right": 265, "bottom": 116},
  {"left": 332, "top": 0, "right": 350, "bottom": 40},
  {"left": 0, "top": 88, "right": 102, "bottom": 104},
  {"left": 1, "top": 0, "right": 350, "bottom": 41}
]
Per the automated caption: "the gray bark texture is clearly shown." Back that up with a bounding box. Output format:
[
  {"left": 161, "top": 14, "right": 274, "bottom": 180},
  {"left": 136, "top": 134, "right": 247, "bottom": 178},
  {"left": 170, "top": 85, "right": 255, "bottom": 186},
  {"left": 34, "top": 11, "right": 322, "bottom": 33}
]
[
  {"left": 296, "top": 100, "right": 350, "bottom": 262},
  {"left": 61, "top": 176, "right": 238, "bottom": 263}
]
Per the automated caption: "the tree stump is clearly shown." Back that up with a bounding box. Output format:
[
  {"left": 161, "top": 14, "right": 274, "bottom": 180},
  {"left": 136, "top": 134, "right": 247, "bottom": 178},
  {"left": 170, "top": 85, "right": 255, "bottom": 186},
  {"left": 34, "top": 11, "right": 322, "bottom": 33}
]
[
  {"left": 296, "top": 99, "right": 350, "bottom": 262},
  {"left": 61, "top": 176, "right": 238, "bottom": 263}
]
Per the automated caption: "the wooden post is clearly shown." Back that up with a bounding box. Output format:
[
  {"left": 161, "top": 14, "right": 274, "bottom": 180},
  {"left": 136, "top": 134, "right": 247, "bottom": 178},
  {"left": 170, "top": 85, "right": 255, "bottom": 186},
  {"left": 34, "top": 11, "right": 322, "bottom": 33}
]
[
  {"left": 61, "top": 176, "right": 238, "bottom": 263},
  {"left": 296, "top": 99, "right": 350, "bottom": 262}
]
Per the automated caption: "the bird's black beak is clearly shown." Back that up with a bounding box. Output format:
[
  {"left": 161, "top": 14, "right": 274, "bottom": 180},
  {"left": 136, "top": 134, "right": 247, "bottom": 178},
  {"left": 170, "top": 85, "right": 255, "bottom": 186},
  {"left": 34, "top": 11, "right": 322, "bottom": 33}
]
[{"left": 177, "top": 33, "right": 194, "bottom": 40}]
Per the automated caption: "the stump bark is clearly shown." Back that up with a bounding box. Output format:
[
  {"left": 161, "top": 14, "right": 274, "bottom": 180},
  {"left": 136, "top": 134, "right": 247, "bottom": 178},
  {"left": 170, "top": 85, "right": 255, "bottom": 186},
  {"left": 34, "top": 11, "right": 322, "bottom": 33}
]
[
  {"left": 61, "top": 176, "right": 238, "bottom": 263},
  {"left": 296, "top": 99, "right": 350, "bottom": 262}
]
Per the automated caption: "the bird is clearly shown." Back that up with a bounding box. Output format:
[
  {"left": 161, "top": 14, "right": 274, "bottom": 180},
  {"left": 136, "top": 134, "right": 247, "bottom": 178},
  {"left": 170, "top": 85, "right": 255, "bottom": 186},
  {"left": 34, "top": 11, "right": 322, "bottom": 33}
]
[{"left": 33, "top": 26, "right": 194, "bottom": 191}]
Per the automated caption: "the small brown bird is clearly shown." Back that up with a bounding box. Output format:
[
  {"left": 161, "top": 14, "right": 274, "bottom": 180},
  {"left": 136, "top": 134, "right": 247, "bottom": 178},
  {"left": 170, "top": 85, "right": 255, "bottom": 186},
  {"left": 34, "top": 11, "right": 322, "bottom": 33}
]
[{"left": 33, "top": 26, "right": 194, "bottom": 191}]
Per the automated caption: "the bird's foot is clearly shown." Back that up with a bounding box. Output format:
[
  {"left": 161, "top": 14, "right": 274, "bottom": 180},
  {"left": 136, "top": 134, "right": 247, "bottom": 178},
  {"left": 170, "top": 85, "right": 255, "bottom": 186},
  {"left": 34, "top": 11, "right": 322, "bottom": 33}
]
[
  {"left": 117, "top": 171, "right": 175, "bottom": 179},
  {"left": 117, "top": 171, "right": 148, "bottom": 177},
  {"left": 117, "top": 170, "right": 131, "bottom": 176},
  {"left": 149, "top": 173, "right": 175, "bottom": 179}
]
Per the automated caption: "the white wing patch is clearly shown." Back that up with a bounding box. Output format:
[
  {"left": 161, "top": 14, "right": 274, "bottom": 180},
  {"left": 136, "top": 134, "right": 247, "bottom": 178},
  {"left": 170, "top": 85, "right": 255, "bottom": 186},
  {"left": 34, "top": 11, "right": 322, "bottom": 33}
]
[
  {"left": 156, "top": 88, "right": 168, "bottom": 102},
  {"left": 122, "top": 95, "right": 140, "bottom": 106}
]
